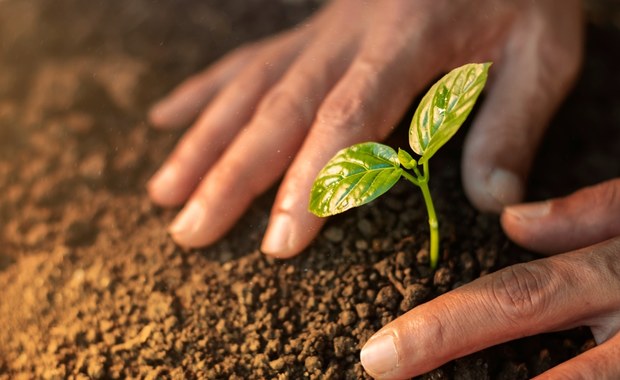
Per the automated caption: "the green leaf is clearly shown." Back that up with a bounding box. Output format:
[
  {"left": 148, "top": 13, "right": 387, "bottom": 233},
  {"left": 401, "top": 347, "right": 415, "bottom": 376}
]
[
  {"left": 309, "top": 142, "right": 402, "bottom": 217},
  {"left": 409, "top": 62, "right": 491, "bottom": 163},
  {"left": 397, "top": 148, "right": 416, "bottom": 170}
]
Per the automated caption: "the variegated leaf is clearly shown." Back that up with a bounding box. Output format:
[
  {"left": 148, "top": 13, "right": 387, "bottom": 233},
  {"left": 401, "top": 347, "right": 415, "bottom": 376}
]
[
  {"left": 409, "top": 62, "right": 491, "bottom": 163},
  {"left": 309, "top": 142, "right": 402, "bottom": 217}
]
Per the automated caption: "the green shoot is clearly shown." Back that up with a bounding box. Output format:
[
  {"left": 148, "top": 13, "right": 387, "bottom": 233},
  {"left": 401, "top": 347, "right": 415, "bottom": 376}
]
[{"left": 308, "top": 62, "right": 491, "bottom": 269}]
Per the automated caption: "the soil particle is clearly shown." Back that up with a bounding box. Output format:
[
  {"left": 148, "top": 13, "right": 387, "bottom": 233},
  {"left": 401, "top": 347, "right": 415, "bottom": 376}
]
[
  {"left": 64, "top": 219, "right": 97, "bottom": 247},
  {"left": 433, "top": 266, "right": 455, "bottom": 288},
  {"left": 338, "top": 310, "right": 358, "bottom": 327},
  {"left": 375, "top": 285, "right": 401, "bottom": 311},
  {"left": 416, "top": 247, "right": 430, "bottom": 265},
  {"left": 323, "top": 226, "right": 344, "bottom": 243},
  {"left": 400, "top": 283, "right": 431, "bottom": 311},
  {"left": 453, "top": 354, "right": 490, "bottom": 380},
  {"left": 531, "top": 349, "right": 553, "bottom": 375},
  {"left": 304, "top": 355, "right": 322, "bottom": 372},
  {"left": 145, "top": 291, "right": 175, "bottom": 321},
  {"left": 355, "top": 303, "right": 374, "bottom": 319},
  {"left": 333, "top": 335, "right": 357, "bottom": 359},
  {"left": 357, "top": 218, "right": 377, "bottom": 238},
  {"left": 497, "top": 362, "right": 529, "bottom": 380}
]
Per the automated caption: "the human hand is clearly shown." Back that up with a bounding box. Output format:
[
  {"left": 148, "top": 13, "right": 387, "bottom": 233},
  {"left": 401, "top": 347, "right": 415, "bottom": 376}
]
[
  {"left": 147, "top": 0, "right": 583, "bottom": 257},
  {"left": 361, "top": 179, "right": 620, "bottom": 379}
]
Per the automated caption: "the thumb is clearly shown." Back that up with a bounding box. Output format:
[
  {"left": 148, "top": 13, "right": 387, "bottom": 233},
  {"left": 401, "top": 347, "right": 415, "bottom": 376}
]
[
  {"left": 501, "top": 179, "right": 620, "bottom": 254},
  {"left": 462, "top": 3, "right": 583, "bottom": 212}
]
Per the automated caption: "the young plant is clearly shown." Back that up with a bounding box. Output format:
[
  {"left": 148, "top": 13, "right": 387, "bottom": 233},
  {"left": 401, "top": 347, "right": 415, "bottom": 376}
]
[{"left": 308, "top": 62, "right": 491, "bottom": 269}]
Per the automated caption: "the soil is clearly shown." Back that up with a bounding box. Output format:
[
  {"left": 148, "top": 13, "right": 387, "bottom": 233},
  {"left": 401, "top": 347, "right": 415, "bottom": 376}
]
[{"left": 0, "top": 1, "right": 618, "bottom": 379}]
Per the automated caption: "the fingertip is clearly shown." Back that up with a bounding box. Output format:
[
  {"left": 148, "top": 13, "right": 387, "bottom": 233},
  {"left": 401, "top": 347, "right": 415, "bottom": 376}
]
[
  {"left": 146, "top": 165, "right": 186, "bottom": 207},
  {"left": 360, "top": 332, "right": 401, "bottom": 379},
  {"left": 261, "top": 210, "right": 323, "bottom": 259},
  {"left": 501, "top": 179, "right": 620, "bottom": 254},
  {"left": 148, "top": 99, "right": 180, "bottom": 130},
  {"left": 500, "top": 201, "right": 552, "bottom": 252},
  {"left": 167, "top": 200, "right": 218, "bottom": 248},
  {"left": 261, "top": 213, "right": 295, "bottom": 258},
  {"left": 502, "top": 201, "right": 551, "bottom": 224},
  {"left": 464, "top": 167, "right": 524, "bottom": 213},
  {"left": 487, "top": 168, "right": 524, "bottom": 207}
]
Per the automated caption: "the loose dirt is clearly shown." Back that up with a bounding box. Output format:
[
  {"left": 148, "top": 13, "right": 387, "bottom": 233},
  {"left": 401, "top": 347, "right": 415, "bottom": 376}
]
[{"left": 1, "top": 1, "right": 618, "bottom": 379}]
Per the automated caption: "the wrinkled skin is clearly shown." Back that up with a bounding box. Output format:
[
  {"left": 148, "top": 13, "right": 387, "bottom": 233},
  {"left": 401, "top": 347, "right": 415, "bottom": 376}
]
[
  {"left": 147, "top": 0, "right": 620, "bottom": 378},
  {"left": 361, "top": 180, "right": 620, "bottom": 379}
]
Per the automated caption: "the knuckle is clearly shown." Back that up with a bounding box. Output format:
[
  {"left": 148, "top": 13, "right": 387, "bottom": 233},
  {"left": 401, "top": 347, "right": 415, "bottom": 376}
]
[
  {"left": 539, "top": 40, "right": 583, "bottom": 99},
  {"left": 258, "top": 86, "right": 295, "bottom": 113},
  {"left": 546, "top": 45, "right": 581, "bottom": 85},
  {"left": 417, "top": 311, "right": 447, "bottom": 352},
  {"left": 256, "top": 85, "right": 311, "bottom": 126},
  {"left": 317, "top": 94, "right": 365, "bottom": 132},
  {"left": 173, "top": 132, "right": 203, "bottom": 163},
  {"left": 566, "top": 179, "right": 620, "bottom": 240},
  {"left": 594, "top": 179, "right": 620, "bottom": 212},
  {"left": 202, "top": 161, "right": 251, "bottom": 201},
  {"left": 489, "top": 263, "right": 550, "bottom": 324},
  {"left": 594, "top": 236, "right": 620, "bottom": 291},
  {"left": 244, "top": 60, "right": 275, "bottom": 88},
  {"left": 207, "top": 165, "right": 236, "bottom": 193},
  {"left": 315, "top": 60, "right": 380, "bottom": 137},
  {"left": 486, "top": 116, "right": 532, "bottom": 151},
  {"left": 316, "top": 96, "right": 373, "bottom": 139},
  {"left": 209, "top": 157, "right": 267, "bottom": 201},
  {"left": 240, "top": 52, "right": 285, "bottom": 89}
]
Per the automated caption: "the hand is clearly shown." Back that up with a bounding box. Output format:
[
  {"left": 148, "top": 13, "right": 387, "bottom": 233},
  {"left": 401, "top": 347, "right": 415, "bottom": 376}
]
[
  {"left": 361, "top": 179, "right": 620, "bottom": 379},
  {"left": 147, "top": 0, "right": 582, "bottom": 257}
]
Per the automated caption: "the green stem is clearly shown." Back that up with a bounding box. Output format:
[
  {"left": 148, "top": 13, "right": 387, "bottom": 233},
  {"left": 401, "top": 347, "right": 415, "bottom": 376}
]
[
  {"left": 401, "top": 161, "right": 439, "bottom": 269},
  {"left": 401, "top": 170, "right": 420, "bottom": 186},
  {"left": 412, "top": 165, "right": 424, "bottom": 179},
  {"left": 419, "top": 179, "right": 439, "bottom": 269}
]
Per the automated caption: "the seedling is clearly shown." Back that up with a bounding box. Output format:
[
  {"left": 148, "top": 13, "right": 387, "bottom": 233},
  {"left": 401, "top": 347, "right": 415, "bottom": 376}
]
[{"left": 309, "top": 63, "right": 491, "bottom": 269}]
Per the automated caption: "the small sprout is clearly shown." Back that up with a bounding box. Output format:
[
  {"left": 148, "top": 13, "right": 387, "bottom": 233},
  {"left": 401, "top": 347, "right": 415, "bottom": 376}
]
[
  {"left": 397, "top": 149, "right": 416, "bottom": 170},
  {"left": 309, "top": 62, "right": 491, "bottom": 269}
]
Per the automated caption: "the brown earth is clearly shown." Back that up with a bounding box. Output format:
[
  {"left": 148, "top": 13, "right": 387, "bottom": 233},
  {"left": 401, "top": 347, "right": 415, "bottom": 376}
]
[{"left": 0, "top": 1, "right": 618, "bottom": 379}]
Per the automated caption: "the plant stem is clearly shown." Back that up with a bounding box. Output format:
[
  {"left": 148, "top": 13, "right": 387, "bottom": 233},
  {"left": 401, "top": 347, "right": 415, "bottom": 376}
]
[
  {"left": 401, "top": 170, "right": 420, "bottom": 186},
  {"left": 402, "top": 162, "right": 439, "bottom": 269},
  {"left": 419, "top": 179, "right": 439, "bottom": 269}
]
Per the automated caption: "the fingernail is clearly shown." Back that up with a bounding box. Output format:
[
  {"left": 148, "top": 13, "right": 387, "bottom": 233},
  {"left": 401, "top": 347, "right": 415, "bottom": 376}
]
[
  {"left": 148, "top": 165, "right": 178, "bottom": 200},
  {"left": 360, "top": 333, "right": 399, "bottom": 376},
  {"left": 505, "top": 201, "right": 551, "bottom": 221},
  {"left": 487, "top": 168, "right": 523, "bottom": 207},
  {"left": 168, "top": 201, "right": 204, "bottom": 243},
  {"left": 261, "top": 214, "right": 292, "bottom": 256}
]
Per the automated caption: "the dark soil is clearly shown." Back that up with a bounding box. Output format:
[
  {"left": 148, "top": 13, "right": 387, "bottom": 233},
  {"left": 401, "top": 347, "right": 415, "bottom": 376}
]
[{"left": 1, "top": 1, "right": 618, "bottom": 379}]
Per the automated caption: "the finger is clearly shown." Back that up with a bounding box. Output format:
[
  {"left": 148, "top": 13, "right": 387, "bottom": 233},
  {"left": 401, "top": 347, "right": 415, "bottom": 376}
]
[
  {"left": 165, "top": 18, "right": 362, "bottom": 247},
  {"left": 147, "top": 30, "right": 311, "bottom": 207},
  {"left": 502, "top": 179, "right": 620, "bottom": 254},
  {"left": 261, "top": 17, "right": 443, "bottom": 258},
  {"left": 462, "top": 2, "right": 583, "bottom": 212},
  {"left": 360, "top": 237, "right": 620, "bottom": 379},
  {"left": 534, "top": 333, "right": 620, "bottom": 380},
  {"left": 148, "top": 44, "right": 258, "bottom": 129}
]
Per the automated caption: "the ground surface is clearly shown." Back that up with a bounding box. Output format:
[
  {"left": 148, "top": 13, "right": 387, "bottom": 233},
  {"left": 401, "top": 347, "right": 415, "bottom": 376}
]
[{"left": 0, "top": 1, "right": 619, "bottom": 379}]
